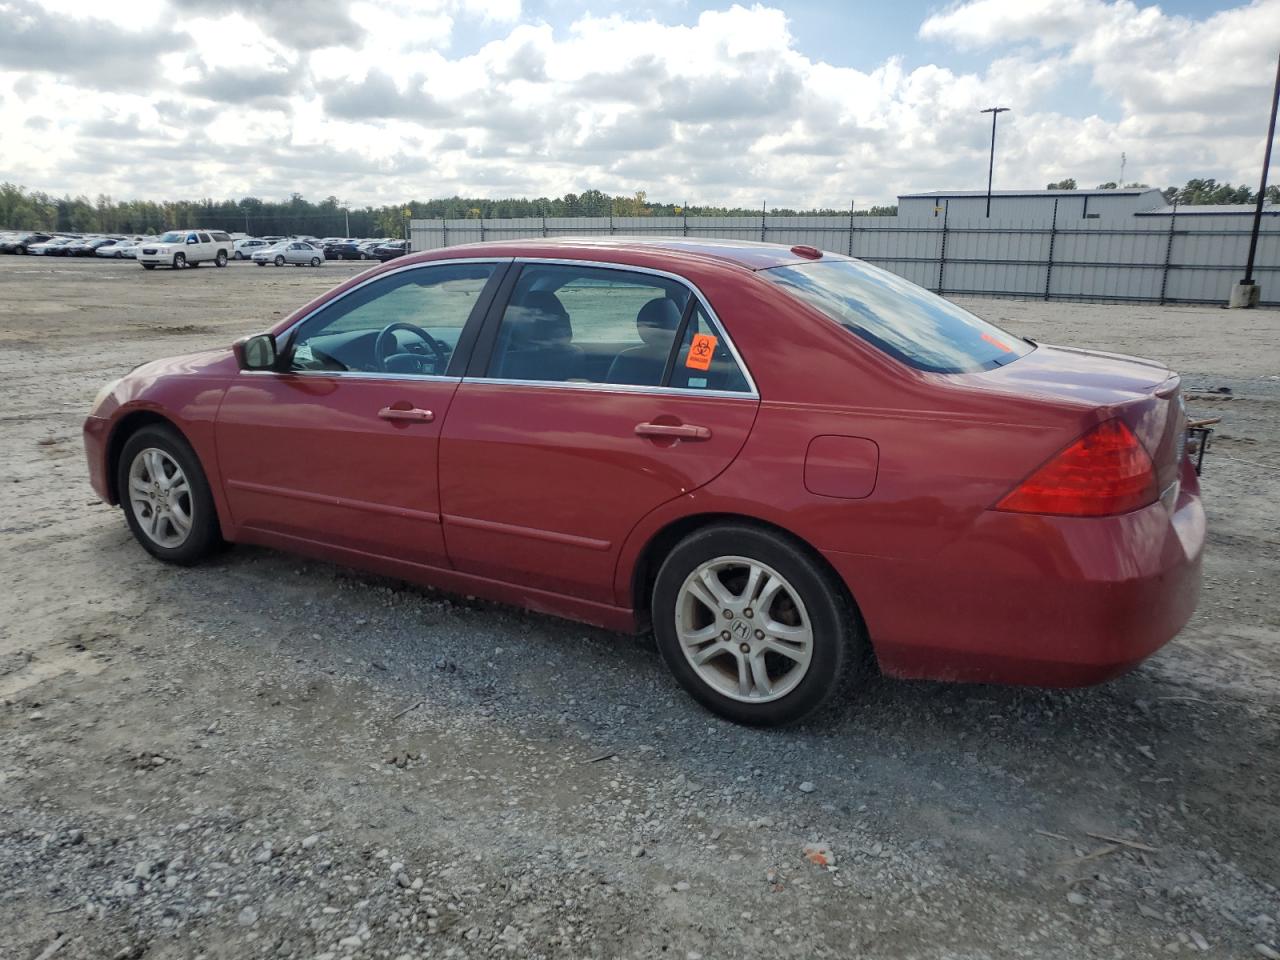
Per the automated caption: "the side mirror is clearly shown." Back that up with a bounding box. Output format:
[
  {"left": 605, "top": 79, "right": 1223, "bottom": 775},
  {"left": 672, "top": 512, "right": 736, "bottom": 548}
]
[{"left": 234, "top": 333, "right": 277, "bottom": 371}]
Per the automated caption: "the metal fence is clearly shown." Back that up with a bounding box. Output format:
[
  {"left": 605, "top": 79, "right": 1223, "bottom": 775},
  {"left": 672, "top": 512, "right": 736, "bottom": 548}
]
[{"left": 410, "top": 207, "right": 1280, "bottom": 306}]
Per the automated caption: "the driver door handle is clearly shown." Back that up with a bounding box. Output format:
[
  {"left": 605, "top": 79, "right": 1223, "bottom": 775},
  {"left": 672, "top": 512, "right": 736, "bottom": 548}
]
[{"left": 378, "top": 406, "right": 434, "bottom": 422}]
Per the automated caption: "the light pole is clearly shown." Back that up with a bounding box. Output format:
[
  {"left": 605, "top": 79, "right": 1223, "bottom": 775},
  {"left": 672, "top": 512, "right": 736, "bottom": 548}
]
[
  {"left": 1232, "top": 49, "right": 1280, "bottom": 308},
  {"left": 980, "top": 106, "right": 1010, "bottom": 218}
]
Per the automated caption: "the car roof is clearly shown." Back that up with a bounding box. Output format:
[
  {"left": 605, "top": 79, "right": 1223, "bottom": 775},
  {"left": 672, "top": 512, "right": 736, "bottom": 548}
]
[{"left": 405, "top": 236, "right": 844, "bottom": 272}]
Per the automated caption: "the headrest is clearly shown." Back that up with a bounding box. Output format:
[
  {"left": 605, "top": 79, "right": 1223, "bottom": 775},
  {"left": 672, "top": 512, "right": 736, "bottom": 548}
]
[
  {"left": 636, "top": 297, "right": 681, "bottom": 347},
  {"left": 509, "top": 291, "right": 571, "bottom": 345}
]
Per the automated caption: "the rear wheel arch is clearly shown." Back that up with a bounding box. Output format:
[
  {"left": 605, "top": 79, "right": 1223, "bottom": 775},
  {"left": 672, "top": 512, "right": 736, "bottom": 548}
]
[{"left": 629, "top": 512, "right": 864, "bottom": 636}]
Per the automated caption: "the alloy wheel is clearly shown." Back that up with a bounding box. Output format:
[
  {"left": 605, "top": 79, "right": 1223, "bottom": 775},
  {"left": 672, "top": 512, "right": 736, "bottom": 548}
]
[
  {"left": 127, "top": 448, "right": 194, "bottom": 548},
  {"left": 675, "top": 556, "right": 814, "bottom": 703}
]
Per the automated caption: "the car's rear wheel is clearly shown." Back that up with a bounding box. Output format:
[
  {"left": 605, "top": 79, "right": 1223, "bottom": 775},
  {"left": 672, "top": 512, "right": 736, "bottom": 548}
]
[
  {"left": 117, "top": 425, "right": 221, "bottom": 565},
  {"left": 652, "top": 524, "right": 864, "bottom": 726},
  {"left": 215, "top": 251, "right": 227, "bottom": 267},
  {"left": 173, "top": 253, "right": 186, "bottom": 269},
  {"left": 310, "top": 256, "right": 320, "bottom": 267}
]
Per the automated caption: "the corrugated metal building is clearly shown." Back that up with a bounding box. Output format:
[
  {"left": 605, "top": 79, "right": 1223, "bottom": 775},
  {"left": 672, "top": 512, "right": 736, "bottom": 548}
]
[
  {"left": 898, "top": 188, "right": 1166, "bottom": 220},
  {"left": 1135, "top": 203, "right": 1279, "bottom": 217}
]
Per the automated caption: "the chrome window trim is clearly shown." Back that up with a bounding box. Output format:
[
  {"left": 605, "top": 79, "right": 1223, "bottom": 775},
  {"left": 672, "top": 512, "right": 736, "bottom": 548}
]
[
  {"left": 465, "top": 377, "right": 756, "bottom": 400},
  {"left": 240, "top": 370, "right": 462, "bottom": 383},
  {"left": 480, "top": 256, "right": 758, "bottom": 398}
]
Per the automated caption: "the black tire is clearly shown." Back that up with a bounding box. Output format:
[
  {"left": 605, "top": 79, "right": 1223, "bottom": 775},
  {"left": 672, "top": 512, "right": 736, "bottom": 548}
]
[
  {"left": 188, "top": 260, "right": 200, "bottom": 268},
  {"left": 142, "top": 264, "right": 156, "bottom": 270},
  {"left": 173, "top": 253, "right": 186, "bottom": 269},
  {"left": 652, "top": 524, "right": 865, "bottom": 726},
  {"left": 274, "top": 255, "right": 284, "bottom": 267},
  {"left": 16, "top": 246, "right": 27, "bottom": 255},
  {"left": 256, "top": 261, "right": 265, "bottom": 267},
  {"left": 117, "top": 424, "right": 221, "bottom": 565},
  {"left": 215, "top": 251, "right": 227, "bottom": 267},
  {"left": 310, "top": 257, "right": 320, "bottom": 267},
  {"left": 233, "top": 251, "right": 243, "bottom": 260}
]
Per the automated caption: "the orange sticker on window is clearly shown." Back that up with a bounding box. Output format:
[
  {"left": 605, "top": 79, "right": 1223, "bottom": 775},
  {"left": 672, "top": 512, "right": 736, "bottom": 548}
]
[
  {"left": 981, "top": 332, "right": 1013, "bottom": 353},
  {"left": 686, "top": 333, "right": 718, "bottom": 370}
]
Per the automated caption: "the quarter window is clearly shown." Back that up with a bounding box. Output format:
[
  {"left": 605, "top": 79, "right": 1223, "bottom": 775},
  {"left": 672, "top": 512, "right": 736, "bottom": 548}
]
[{"left": 285, "top": 263, "right": 497, "bottom": 376}]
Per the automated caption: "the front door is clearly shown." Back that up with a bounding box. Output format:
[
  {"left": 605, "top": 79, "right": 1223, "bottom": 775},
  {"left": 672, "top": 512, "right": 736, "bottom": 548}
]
[
  {"left": 215, "top": 260, "right": 505, "bottom": 568},
  {"left": 439, "top": 261, "right": 759, "bottom": 605}
]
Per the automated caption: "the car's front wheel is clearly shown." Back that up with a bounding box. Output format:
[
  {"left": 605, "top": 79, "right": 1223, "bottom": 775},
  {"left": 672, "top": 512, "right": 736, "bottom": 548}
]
[
  {"left": 233, "top": 251, "right": 243, "bottom": 260},
  {"left": 652, "top": 524, "right": 865, "bottom": 726},
  {"left": 274, "top": 255, "right": 284, "bottom": 267},
  {"left": 173, "top": 253, "right": 186, "bottom": 269},
  {"left": 310, "top": 256, "right": 321, "bottom": 267},
  {"left": 117, "top": 425, "right": 221, "bottom": 565}
]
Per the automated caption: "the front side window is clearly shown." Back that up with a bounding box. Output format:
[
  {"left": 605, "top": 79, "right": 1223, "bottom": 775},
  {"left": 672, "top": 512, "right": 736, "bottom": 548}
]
[
  {"left": 485, "top": 263, "right": 750, "bottom": 392},
  {"left": 285, "top": 263, "right": 497, "bottom": 376},
  {"left": 761, "top": 258, "right": 1032, "bottom": 373}
]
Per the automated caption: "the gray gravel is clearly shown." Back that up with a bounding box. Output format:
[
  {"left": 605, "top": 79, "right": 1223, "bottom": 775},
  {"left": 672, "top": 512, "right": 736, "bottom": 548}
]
[{"left": 1, "top": 257, "right": 1278, "bottom": 958}]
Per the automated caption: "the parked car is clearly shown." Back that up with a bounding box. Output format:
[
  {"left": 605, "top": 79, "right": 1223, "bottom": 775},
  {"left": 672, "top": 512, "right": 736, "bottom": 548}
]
[
  {"left": 28, "top": 237, "right": 75, "bottom": 255},
  {"left": 251, "top": 241, "right": 324, "bottom": 267},
  {"left": 372, "top": 239, "right": 408, "bottom": 261},
  {"left": 355, "top": 240, "right": 383, "bottom": 260},
  {"left": 73, "top": 237, "right": 117, "bottom": 256},
  {"left": 82, "top": 238, "right": 1206, "bottom": 726},
  {"left": 323, "top": 239, "right": 364, "bottom": 260},
  {"left": 136, "top": 230, "right": 231, "bottom": 270},
  {"left": 96, "top": 238, "right": 144, "bottom": 258},
  {"left": 1, "top": 231, "right": 53, "bottom": 254},
  {"left": 233, "top": 239, "right": 270, "bottom": 260}
]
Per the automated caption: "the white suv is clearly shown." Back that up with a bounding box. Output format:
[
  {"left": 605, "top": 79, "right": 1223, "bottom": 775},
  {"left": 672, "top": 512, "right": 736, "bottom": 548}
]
[{"left": 137, "top": 230, "right": 232, "bottom": 270}]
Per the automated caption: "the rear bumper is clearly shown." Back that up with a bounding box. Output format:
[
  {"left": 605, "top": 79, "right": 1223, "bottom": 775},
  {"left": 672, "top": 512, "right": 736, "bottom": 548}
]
[
  {"left": 84, "top": 415, "right": 113, "bottom": 504},
  {"left": 825, "top": 463, "right": 1205, "bottom": 686}
]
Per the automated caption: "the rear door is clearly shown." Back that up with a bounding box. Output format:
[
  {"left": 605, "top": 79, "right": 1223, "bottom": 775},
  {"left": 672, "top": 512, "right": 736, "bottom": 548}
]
[
  {"left": 438, "top": 260, "right": 759, "bottom": 605},
  {"left": 215, "top": 259, "right": 507, "bottom": 567}
]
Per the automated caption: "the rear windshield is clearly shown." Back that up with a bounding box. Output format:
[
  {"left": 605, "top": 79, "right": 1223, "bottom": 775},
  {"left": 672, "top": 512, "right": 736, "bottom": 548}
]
[{"left": 762, "top": 259, "right": 1032, "bottom": 373}]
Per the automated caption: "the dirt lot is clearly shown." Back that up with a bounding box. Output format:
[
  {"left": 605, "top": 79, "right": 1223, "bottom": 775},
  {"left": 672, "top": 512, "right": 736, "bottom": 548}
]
[{"left": 1, "top": 255, "right": 1278, "bottom": 960}]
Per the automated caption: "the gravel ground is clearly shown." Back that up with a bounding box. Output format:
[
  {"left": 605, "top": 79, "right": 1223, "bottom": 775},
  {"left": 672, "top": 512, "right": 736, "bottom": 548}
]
[{"left": 1, "top": 256, "right": 1278, "bottom": 960}]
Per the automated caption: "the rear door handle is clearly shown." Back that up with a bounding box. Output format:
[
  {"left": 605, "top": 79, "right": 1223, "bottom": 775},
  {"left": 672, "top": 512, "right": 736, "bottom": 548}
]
[
  {"left": 635, "top": 422, "right": 712, "bottom": 441},
  {"left": 378, "top": 406, "right": 434, "bottom": 422}
]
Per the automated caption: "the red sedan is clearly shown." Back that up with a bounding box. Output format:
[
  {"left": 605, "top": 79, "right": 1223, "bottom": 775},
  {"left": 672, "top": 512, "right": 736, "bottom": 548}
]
[{"left": 84, "top": 238, "right": 1205, "bottom": 725}]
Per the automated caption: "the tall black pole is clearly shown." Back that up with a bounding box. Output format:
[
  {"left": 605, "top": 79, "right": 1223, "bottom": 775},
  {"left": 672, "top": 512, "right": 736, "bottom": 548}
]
[
  {"left": 1243, "top": 50, "right": 1280, "bottom": 284},
  {"left": 981, "top": 107, "right": 1010, "bottom": 218}
]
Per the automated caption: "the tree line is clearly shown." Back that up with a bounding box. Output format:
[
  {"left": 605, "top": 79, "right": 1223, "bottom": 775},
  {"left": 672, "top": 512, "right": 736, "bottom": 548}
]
[
  {"left": 5, "top": 176, "right": 1272, "bottom": 236},
  {"left": 0, "top": 183, "right": 898, "bottom": 237},
  {"left": 1045, "top": 178, "right": 1280, "bottom": 206}
]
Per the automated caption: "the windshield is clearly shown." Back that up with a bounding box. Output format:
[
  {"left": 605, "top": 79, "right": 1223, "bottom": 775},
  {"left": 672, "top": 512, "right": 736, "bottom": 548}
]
[
  {"left": 762, "top": 259, "right": 1032, "bottom": 373},
  {"left": 158, "top": 231, "right": 186, "bottom": 243}
]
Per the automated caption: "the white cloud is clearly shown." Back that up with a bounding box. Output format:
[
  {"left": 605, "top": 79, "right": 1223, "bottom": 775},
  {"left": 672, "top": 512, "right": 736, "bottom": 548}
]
[{"left": 0, "top": 0, "right": 1277, "bottom": 207}]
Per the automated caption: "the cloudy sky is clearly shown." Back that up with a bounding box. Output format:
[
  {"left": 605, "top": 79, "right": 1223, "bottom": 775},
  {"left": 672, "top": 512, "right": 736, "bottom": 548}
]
[{"left": 0, "top": 0, "right": 1277, "bottom": 208}]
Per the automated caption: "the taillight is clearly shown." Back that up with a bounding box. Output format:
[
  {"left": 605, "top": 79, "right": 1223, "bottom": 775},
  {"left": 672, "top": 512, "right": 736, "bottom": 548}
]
[{"left": 996, "top": 419, "right": 1157, "bottom": 517}]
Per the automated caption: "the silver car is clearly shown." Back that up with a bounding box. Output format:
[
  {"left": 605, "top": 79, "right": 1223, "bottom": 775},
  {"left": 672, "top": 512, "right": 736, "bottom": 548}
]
[{"left": 251, "top": 241, "right": 324, "bottom": 267}]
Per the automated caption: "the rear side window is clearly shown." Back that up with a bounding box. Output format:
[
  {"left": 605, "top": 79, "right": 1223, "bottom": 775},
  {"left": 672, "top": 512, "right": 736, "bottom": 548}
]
[
  {"left": 483, "top": 263, "right": 751, "bottom": 393},
  {"left": 762, "top": 259, "right": 1032, "bottom": 373}
]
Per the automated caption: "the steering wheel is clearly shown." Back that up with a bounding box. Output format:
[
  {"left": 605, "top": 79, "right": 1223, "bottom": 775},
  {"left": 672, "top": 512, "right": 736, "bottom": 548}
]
[{"left": 374, "top": 322, "right": 449, "bottom": 374}]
